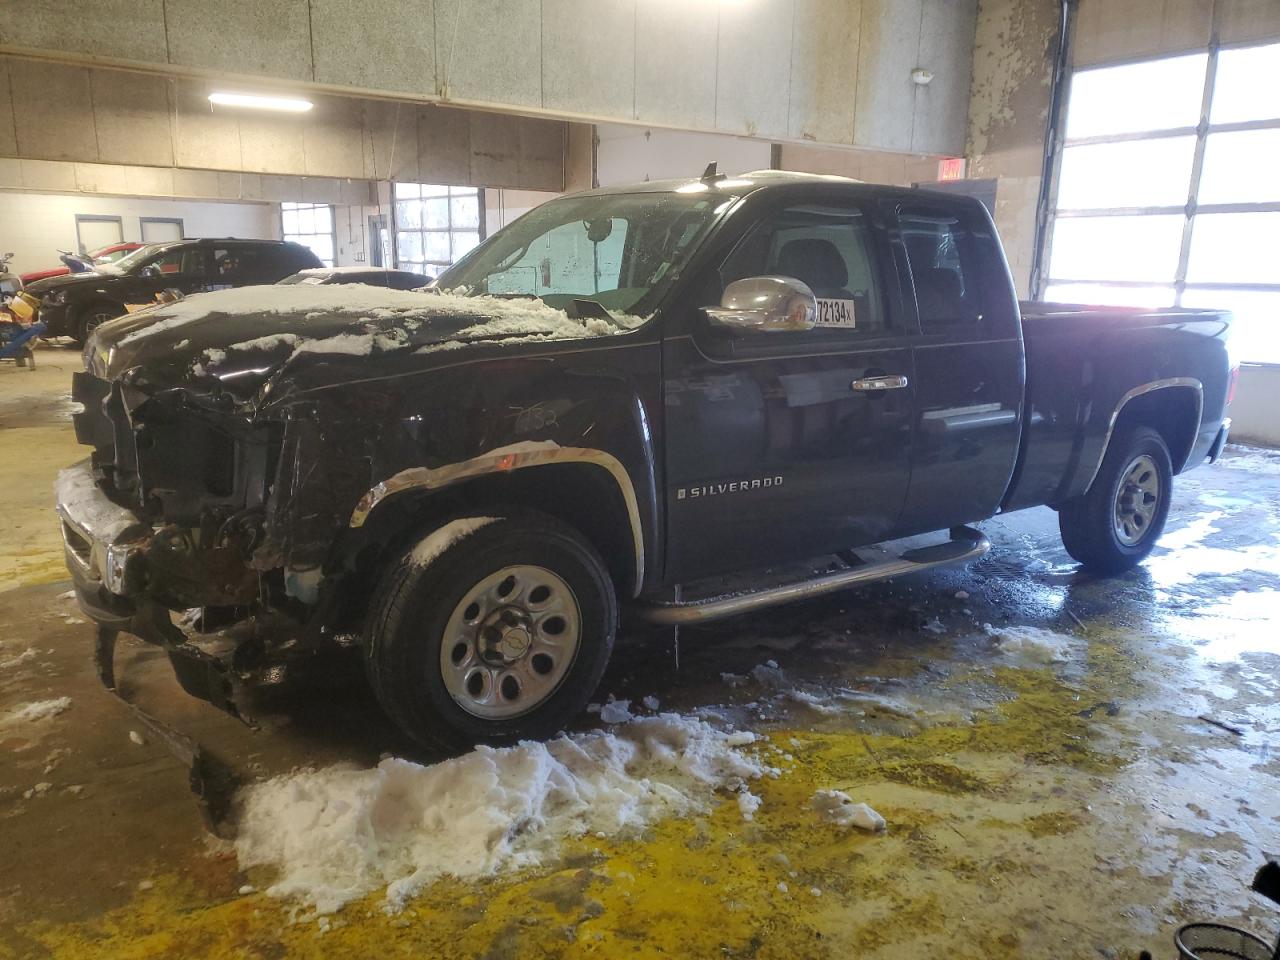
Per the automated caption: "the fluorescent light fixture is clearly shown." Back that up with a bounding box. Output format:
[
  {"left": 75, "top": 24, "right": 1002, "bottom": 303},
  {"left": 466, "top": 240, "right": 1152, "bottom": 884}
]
[{"left": 208, "top": 92, "right": 313, "bottom": 113}]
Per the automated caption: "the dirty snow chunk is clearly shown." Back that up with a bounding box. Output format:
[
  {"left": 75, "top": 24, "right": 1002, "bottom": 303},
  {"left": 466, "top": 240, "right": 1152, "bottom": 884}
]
[
  {"left": 234, "top": 713, "right": 769, "bottom": 914},
  {"left": 811, "top": 790, "right": 886, "bottom": 833},
  {"left": 983, "top": 623, "right": 1074, "bottom": 663},
  {"left": 599, "top": 700, "right": 633, "bottom": 724},
  {"left": 922, "top": 618, "right": 947, "bottom": 635},
  {"left": 57, "top": 589, "right": 76, "bottom": 601},
  {"left": 776, "top": 881, "right": 788, "bottom": 893},
  {"left": 409, "top": 517, "right": 499, "bottom": 568},
  {"left": 720, "top": 672, "right": 747, "bottom": 687},
  {"left": 786, "top": 690, "right": 840, "bottom": 715},
  {"left": 724, "top": 731, "right": 757, "bottom": 747},
  {"left": 750, "top": 660, "right": 787, "bottom": 688},
  {"left": 954, "top": 590, "right": 969, "bottom": 600},
  {"left": 1, "top": 697, "right": 71, "bottom": 728},
  {"left": 0, "top": 647, "right": 37, "bottom": 669},
  {"left": 239, "top": 885, "right": 255, "bottom": 895},
  {"left": 129, "top": 730, "right": 145, "bottom": 746},
  {"left": 737, "top": 790, "right": 763, "bottom": 821},
  {"left": 642, "top": 696, "right": 660, "bottom": 711},
  {"left": 202, "top": 348, "right": 228, "bottom": 365},
  {"left": 585, "top": 703, "right": 602, "bottom": 714}
]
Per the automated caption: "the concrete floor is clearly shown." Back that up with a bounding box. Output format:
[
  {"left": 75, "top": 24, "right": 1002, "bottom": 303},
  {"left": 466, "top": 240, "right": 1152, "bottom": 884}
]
[{"left": 2, "top": 344, "right": 1278, "bottom": 959}]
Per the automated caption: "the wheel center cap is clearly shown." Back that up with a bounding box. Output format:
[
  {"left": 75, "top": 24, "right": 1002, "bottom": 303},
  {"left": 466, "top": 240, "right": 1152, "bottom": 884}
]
[{"left": 498, "top": 625, "right": 531, "bottom": 660}]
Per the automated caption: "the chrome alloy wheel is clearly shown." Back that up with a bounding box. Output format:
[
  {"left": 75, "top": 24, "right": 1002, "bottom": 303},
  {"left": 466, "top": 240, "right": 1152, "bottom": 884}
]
[
  {"left": 1113, "top": 453, "right": 1161, "bottom": 546},
  {"left": 440, "top": 564, "right": 581, "bottom": 719}
]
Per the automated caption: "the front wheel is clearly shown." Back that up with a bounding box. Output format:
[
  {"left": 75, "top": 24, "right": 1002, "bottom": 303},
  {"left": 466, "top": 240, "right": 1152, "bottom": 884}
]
[
  {"left": 364, "top": 511, "right": 617, "bottom": 751},
  {"left": 1059, "top": 425, "right": 1173, "bottom": 575}
]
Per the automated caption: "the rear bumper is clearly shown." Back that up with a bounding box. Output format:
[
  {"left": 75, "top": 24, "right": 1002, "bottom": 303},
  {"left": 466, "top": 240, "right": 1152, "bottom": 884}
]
[{"left": 1208, "top": 418, "right": 1231, "bottom": 463}]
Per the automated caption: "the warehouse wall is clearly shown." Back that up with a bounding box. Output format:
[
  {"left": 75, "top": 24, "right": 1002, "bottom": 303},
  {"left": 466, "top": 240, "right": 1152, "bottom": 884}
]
[
  {"left": 0, "top": 190, "right": 278, "bottom": 276},
  {"left": 965, "top": 0, "right": 1280, "bottom": 298},
  {"left": 778, "top": 142, "right": 945, "bottom": 185},
  {"left": 965, "top": 0, "right": 1280, "bottom": 446},
  {"left": 1, "top": 0, "right": 979, "bottom": 155},
  {"left": 595, "top": 125, "right": 773, "bottom": 187},
  {"left": 0, "top": 57, "right": 571, "bottom": 191}
]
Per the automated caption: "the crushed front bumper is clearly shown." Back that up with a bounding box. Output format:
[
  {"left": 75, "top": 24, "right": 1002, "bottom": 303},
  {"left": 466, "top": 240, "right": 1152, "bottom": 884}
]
[{"left": 55, "top": 459, "right": 151, "bottom": 624}]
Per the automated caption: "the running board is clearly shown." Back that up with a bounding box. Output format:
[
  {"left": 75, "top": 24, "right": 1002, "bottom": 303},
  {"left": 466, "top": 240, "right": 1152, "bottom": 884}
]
[{"left": 638, "top": 526, "right": 990, "bottom": 626}]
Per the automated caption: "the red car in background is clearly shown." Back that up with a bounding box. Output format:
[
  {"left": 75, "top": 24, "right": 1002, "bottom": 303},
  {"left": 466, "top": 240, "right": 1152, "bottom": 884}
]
[{"left": 19, "top": 243, "right": 144, "bottom": 284}]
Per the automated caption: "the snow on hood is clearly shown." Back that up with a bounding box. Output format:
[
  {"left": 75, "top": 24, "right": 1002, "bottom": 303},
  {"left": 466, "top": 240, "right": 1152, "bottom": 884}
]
[
  {"left": 233, "top": 713, "right": 771, "bottom": 915},
  {"left": 89, "top": 284, "right": 644, "bottom": 382}
]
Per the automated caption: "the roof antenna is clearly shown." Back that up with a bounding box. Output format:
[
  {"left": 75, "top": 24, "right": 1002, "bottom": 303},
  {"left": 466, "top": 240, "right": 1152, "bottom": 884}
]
[{"left": 701, "top": 161, "right": 725, "bottom": 184}]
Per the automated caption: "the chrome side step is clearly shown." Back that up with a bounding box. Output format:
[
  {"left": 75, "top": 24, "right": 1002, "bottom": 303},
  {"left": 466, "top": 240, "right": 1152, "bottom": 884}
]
[{"left": 637, "top": 526, "right": 990, "bottom": 626}]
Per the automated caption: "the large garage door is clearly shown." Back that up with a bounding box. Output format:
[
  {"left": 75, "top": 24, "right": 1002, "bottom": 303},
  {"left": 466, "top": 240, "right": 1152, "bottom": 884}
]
[{"left": 1044, "top": 41, "right": 1280, "bottom": 364}]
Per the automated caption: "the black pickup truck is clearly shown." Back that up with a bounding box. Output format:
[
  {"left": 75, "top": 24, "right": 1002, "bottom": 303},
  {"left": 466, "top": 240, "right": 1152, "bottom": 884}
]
[{"left": 57, "top": 170, "right": 1235, "bottom": 749}]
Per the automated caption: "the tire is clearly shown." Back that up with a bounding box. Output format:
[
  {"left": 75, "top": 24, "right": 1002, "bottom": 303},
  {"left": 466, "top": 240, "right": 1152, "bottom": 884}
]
[
  {"left": 1059, "top": 425, "right": 1173, "bottom": 575},
  {"left": 75, "top": 303, "right": 123, "bottom": 346},
  {"left": 364, "top": 510, "right": 617, "bottom": 752}
]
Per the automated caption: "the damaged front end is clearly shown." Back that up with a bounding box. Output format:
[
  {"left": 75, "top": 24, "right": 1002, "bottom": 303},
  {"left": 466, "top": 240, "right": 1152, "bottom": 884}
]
[{"left": 60, "top": 358, "right": 356, "bottom": 731}]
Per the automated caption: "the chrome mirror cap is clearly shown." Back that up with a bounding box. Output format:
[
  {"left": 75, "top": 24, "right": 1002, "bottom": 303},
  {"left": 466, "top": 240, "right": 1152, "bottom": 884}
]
[{"left": 704, "top": 276, "right": 817, "bottom": 333}]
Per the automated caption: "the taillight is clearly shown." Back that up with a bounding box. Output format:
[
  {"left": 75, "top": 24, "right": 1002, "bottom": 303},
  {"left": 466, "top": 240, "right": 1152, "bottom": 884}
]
[{"left": 1227, "top": 364, "right": 1240, "bottom": 406}]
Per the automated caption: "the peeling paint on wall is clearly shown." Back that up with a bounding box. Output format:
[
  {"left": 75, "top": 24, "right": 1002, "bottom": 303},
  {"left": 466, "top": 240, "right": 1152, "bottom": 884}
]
[{"left": 966, "top": 0, "right": 1057, "bottom": 177}]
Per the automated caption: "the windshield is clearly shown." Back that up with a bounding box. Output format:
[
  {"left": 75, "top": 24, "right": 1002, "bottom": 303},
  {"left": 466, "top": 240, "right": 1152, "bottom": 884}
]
[
  {"left": 99, "top": 243, "right": 166, "bottom": 275},
  {"left": 435, "top": 191, "right": 733, "bottom": 315}
]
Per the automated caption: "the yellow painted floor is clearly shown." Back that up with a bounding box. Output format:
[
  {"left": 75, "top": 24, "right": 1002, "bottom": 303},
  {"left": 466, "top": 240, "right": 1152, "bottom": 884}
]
[
  {"left": 2, "top": 345, "right": 1278, "bottom": 959},
  {"left": 0, "top": 348, "right": 86, "bottom": 592}
]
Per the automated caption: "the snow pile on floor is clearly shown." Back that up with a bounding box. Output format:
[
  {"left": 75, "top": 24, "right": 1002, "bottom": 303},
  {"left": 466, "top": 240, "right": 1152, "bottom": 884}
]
[
  {"left": 0, "top": 697, "right": 71, "bottom": 729},
  {"left": 810, "top": 790, "right": 886, "bottom": 832},
  {"left": 1219, "top": 444, "right": 1280, "bottom": 476},
  {"left": 984, "top": 623, "right": 1075, "bottom": 663},
  {"left": 234, "top": 714, "right": 771, "bottom": 914},
  {"left": 1158, "top": 511, "right": 1224, "bottom": 551}
]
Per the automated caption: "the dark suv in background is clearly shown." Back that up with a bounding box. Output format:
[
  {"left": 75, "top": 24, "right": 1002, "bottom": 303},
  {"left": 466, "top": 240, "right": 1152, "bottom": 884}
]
[{"left": 13, "top": 238, "right": 321, "bottom": 343}]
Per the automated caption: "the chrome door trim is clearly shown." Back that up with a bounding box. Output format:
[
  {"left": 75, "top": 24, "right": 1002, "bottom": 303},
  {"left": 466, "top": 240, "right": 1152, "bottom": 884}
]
[
  {"left": 349, "top": 440, "right": 646, "bottom": 597},
  {"left": 1082, "top": 377, "right": 1203, "bottom": 491}
]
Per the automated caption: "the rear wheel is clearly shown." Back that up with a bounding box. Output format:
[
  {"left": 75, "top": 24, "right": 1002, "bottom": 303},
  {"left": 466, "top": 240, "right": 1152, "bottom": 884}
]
[
  {"left": 75, "top": 303, "right": 123, "bottom": 345},
  {"left": 1059, "top": 426, "right": 1173, "bottom": 575},
  {"left": 364, "top": 511, "right": 617, "bottom": 751}
]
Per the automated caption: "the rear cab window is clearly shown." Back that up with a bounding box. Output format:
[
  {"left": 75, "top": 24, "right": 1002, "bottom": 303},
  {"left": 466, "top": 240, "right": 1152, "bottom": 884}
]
[{"left": 895, "top": 199, "right": 1018, "bottom": 338}]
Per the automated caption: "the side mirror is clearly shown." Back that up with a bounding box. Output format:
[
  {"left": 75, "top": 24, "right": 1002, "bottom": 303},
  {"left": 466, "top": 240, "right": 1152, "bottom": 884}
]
[
  {"left": 140, "top": 264, "right": 160, "bottom": 279},
  {"left": 704, "top": 276, "right": 817, "bottom": 333}
]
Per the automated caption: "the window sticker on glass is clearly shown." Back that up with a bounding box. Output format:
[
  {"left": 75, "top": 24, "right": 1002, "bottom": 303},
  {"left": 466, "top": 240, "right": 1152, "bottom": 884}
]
[{"left": 815, "top": 298, "right": 857, "bottom": 328}]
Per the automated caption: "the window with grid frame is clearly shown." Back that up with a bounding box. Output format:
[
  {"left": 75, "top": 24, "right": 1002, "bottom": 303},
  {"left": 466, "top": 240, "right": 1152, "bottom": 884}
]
[
  {"left": 1043, "top": 40, "right": 1280, "bottom": 364},
  {"left": 394, "top": 183, "right": 482, "bottom": 279},
  {"left": 281, "top": 202, "right": 336, "bottom": 267}
]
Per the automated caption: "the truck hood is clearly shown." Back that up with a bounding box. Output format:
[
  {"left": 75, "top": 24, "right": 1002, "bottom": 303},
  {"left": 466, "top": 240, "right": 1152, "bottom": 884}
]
[{"left": 85, "top": 284, "right": 638, "bottom": 399}]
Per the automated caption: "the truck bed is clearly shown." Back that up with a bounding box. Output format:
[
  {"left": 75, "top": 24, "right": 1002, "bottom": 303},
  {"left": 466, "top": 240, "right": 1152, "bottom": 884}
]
[{"left": 1002, "top": 302, "right": 1233, "bottom": 512}]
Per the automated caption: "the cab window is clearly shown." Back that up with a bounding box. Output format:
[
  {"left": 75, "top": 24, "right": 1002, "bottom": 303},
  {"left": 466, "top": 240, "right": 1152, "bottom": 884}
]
[
  {"left": 720, "top": 205, "right": 886, "bottom": 334},
  {"left": 145, "top": 247, "right": 203, "bottom": 277},
  {"left": 897, "top": 205, "right": 986, "bottom": 328}
]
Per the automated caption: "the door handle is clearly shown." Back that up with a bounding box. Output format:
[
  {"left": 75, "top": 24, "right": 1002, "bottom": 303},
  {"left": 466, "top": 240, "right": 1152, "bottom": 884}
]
[{"left": 851, "top": 375, "right": 909, "bottom": 392}]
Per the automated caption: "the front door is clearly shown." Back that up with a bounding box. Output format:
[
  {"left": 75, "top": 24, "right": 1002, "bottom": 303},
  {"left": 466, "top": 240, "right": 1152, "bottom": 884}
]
[{"left": 662, "top": 198, "right": 916, "bottom": 582}]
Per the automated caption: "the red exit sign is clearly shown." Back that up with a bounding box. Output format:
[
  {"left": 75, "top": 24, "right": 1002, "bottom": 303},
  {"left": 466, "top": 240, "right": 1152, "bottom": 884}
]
[{"left": 937, "top": 157, "right": 966, "bottom": 182}]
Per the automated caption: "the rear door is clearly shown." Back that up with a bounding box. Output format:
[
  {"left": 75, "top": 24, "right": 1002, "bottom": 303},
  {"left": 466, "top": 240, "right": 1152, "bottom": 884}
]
[
  {"left": 891, "top": 198, "right": 1024, "bottom": 533},
  {"left": 662, "top": 194, "right": 917, "bottom": 581}
]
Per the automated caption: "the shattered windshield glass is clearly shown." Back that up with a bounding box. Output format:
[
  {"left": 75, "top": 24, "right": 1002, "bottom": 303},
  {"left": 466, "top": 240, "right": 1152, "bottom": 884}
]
[{"left": 434, "top": 190, "right": 735, "bottom": 315}]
